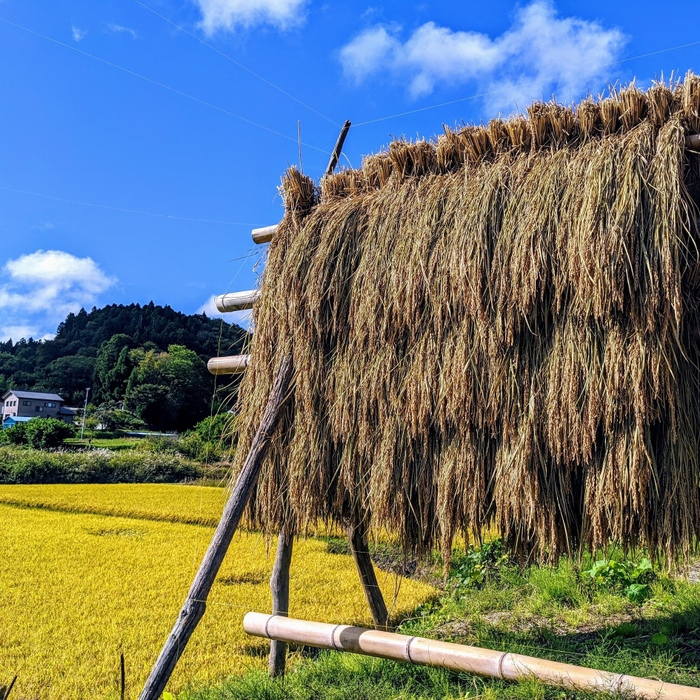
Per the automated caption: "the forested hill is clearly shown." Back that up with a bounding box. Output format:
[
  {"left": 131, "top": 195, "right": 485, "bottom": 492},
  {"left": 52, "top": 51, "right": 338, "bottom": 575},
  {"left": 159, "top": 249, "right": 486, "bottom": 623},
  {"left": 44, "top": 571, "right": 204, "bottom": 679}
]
[{"left": 0, "top": 304, "right": 248, "bottom": 426}]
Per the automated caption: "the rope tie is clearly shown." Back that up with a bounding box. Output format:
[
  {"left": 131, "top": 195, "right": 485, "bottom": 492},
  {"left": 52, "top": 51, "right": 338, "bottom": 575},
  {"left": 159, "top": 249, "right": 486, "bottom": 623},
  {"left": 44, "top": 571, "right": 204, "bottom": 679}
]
[
  {"left": 497, "top": 652, "right": 509, "bottom": 679},
  {"left": 405, "top": 636, "right": 417, "bottom": 663}
]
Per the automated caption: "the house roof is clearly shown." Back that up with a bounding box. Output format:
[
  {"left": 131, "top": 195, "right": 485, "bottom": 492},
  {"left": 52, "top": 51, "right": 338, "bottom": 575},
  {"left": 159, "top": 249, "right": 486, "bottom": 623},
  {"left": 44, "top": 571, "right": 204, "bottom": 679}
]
[
  {"left": 58, "top": 406, "right": 78, "bottom": 415},
  {"left": 2, "top": 390, "right": 64, "bottom": 402},
  {"left": 2, "top": 416, "right": 34, "bottom": 423}
]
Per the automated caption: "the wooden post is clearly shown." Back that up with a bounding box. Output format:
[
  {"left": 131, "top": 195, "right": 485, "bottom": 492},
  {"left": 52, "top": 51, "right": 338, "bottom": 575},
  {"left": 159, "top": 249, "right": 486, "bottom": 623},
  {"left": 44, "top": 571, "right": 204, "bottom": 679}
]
[
  {"left": 347, "top": 521, "right": 389, "bottom": 630},
  {"left": 268, "top": 528, "right": 294, "bottom": 677},
  {"left": 138, "top": 355, "right": 294, "bottom": 700},
  {"left": 324, "top": 120, "right": 351, "bottom": 177}
]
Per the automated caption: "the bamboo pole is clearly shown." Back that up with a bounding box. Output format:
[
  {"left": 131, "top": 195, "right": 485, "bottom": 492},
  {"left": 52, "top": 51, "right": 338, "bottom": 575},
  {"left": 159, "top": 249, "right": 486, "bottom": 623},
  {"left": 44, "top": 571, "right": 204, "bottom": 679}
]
[
  {"left": 268, "top": 529, "right": 294, "bottom": 677},
  {"left": 244, "top": 613, "right": 700, "bottom": 700},
  {"left": 215, "top": 291, "right": 260, "bottom": 313},
  {"left": 252, "top": 225, "right": 278, "bottom": 244},
  {"left": 138, "top": 356, "right": 294, "bottom": 700},
  {"left": 348, "top": 522, "right": 389, "bottom": 630},
  {"left": 207, "top": 355, "right": 250, "bottom": 375}
]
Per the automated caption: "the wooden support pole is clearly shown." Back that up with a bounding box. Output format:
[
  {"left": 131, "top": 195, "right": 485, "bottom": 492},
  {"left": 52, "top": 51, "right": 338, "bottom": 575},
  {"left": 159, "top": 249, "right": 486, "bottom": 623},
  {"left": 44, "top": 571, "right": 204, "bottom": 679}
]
[
  {"left": 215, "top": 290, "right": 260, "bottom": 313},
  {"left": 268, "top": 528, "right": 294, "bottom": 677},
  {"left": 347, "top": 522, "right": 389, "bottom": 630},
  {"left": 324, "top": 120, "right": 352, "bottom": 178},
  {"left": 138, "top": 355, "right": 294, "bottom": 700},
  {"left": 251, "top": 120, "right": 352, "bottom": 246},
  {"left": 207, "top": 355, "right": 250, "bottom": 376}
]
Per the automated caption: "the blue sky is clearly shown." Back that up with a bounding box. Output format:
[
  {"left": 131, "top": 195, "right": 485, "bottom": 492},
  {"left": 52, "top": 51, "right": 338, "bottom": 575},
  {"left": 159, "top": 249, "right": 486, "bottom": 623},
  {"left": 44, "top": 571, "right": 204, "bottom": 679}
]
[{"left": 1, "top": 0, "right": 698, "bottom": 340}]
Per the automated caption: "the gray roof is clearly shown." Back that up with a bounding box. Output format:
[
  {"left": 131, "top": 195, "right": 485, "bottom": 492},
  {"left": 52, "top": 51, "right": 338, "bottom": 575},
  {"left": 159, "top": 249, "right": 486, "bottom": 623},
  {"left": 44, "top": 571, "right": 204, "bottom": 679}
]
[
  {"left": 2, "top": 390, "right": 64, "bottom": 402},
  {"left": 58, "top": 406, "right": 78, "bottom": 415}
]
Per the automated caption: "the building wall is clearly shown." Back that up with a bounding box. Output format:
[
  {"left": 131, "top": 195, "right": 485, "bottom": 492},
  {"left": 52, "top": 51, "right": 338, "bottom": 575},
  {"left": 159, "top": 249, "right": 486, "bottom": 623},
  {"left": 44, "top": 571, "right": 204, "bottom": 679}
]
[{"left": 2, "top": 393, "right": 63, "bottom": 421}]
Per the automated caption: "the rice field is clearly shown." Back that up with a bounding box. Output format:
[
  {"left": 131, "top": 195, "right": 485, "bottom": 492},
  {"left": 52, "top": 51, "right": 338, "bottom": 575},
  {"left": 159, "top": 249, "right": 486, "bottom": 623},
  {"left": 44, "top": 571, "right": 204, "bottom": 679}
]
[{"left": 0, "top": 485, "right": 436, "bottom": 700}]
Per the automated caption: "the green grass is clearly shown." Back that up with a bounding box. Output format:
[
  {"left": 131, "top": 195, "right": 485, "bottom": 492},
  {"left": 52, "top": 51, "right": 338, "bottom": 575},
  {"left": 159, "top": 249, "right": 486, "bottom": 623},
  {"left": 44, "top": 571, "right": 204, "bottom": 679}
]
[
  {"left": 179, "top": 549, "right": 700, "bottom": 700},
  {"left": 64, "top": 437, "right": 141, "bottom": 451}
]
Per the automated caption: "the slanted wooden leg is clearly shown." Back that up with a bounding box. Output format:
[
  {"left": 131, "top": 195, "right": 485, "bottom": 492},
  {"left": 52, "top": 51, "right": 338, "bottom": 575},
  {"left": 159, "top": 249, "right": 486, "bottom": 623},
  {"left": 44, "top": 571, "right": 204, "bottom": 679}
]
[
  {"left": 347, "top": 521, "right": 389, "bottom": 630},
  {"left": 269, "top": 528, "right": 294, "bottom": 677}
]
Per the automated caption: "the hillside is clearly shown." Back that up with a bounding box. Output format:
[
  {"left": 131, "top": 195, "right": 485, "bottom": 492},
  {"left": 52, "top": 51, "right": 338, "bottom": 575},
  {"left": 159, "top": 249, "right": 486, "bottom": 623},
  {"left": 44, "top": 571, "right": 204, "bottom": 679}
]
[{"left": 0, "top": 303, "right": 248, "bottom": 429}]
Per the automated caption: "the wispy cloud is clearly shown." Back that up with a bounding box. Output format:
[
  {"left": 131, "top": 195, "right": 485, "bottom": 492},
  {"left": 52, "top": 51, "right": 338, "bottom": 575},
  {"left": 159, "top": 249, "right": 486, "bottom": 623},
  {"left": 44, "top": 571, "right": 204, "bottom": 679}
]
[
  {"left": 0, "top": 250, "right": 116, "bottom": 341},
  {"left": 193, "top": 0, "right": 307, "bottom": 34},
  {"left": 197, "top": 294, "right": 251, "bottom": 329},
  {"left": 108, "top": 23, "right": 139, "bottom": 39},
  {"left": 339, "top": 1, "right": 627, "bottom": 114},
  {"left": 71, "top": 25, "right": 87, "bottom": 42}
]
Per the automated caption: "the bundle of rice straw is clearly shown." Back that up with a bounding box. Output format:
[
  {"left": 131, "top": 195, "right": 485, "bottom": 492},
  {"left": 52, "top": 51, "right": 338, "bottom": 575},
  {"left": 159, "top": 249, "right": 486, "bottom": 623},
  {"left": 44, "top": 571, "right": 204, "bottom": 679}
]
[{"left": 234, "top": 74, "right": 700, "bottom": 563}]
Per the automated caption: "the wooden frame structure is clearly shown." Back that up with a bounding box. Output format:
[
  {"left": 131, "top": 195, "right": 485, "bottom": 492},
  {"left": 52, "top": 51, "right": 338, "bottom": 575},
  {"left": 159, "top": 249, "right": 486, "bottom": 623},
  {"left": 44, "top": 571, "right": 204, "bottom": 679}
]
[{"left": 139, "top": 126, "right": 700, "bottom": 700}]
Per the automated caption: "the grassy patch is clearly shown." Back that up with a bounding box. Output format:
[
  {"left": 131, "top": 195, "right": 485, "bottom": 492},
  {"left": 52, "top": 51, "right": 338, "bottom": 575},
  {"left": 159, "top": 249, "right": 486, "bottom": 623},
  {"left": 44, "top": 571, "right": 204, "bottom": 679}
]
[
  {"left": 181, "top": 546, "right": 700, "bottom": 700},
  {"left": 0, "top": 491, "right": 435, "bottom": 699},
  {"left": 64, "top": 437, "right": 142, "bottom": 451}
]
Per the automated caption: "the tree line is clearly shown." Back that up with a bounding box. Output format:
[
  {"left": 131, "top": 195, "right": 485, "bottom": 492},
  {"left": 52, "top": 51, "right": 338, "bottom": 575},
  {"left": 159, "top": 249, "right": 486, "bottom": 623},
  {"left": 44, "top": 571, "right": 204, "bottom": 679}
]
[{"left": 0, "top": 303, "right": 248, "bottom": 431}]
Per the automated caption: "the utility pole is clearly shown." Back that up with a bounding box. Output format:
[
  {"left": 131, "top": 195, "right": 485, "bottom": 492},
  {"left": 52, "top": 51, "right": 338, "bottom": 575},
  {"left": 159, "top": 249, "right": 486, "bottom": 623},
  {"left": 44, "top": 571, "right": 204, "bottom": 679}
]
[{"left": 81, "top": 387, "right": 91, "bottom": 440}]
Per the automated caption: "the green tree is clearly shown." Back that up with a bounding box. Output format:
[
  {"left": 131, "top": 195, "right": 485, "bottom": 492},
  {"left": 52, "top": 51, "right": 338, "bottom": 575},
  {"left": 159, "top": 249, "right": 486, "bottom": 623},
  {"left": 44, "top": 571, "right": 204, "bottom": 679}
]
[
  {"left": 124, "top": 345, "right": 210, "bottom": 431},
  {"left": 93, "top": 334, "right": 135, "bottom": 402},
  {"left": 0, "top": 421, "right": 29, "bottom": 445},
  {"left": 24, "top": 418, "right": 75, "bottom": 449},
  {"left": 43, "top": 355, "right": 95, "bottom": 404}
]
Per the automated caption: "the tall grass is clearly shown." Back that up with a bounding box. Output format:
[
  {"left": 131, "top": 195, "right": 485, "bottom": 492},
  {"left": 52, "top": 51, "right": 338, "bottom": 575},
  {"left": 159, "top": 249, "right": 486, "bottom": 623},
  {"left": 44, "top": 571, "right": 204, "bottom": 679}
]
[{"left": 0, "top": 445, "right": 199, "bottom": 484}]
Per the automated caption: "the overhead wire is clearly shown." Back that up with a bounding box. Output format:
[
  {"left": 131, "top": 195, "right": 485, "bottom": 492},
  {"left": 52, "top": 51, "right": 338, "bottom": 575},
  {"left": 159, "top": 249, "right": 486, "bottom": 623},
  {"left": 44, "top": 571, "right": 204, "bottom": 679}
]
[
  {"left": 0, "top": 16, "right": 330, "bottom": 154},
  {"left": 131, "top": 0, "right": 340, "bottom": 128},
  {"left": 353, "top": 38, "right": 700, "bottom": 127},
  {"left": 0, "top": 184, "right": 254, "bottom": 225}
]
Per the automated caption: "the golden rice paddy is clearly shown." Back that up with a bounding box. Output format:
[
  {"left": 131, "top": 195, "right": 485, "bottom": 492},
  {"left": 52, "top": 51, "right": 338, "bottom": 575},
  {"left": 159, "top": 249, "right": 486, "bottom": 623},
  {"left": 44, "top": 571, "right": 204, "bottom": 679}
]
[{"left": 0, "top": 484, "right": 435, "bottom": 699}]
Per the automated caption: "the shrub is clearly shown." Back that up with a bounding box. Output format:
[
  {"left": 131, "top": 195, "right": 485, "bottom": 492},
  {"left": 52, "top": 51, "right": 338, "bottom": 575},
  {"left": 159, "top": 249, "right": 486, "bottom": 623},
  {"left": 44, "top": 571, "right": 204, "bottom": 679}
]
[
  {"left": 177, "top": 414, "right": 235, "bottom": 462},
  {"left": 0, "top": 421, "right": 28, "bottom": 445},
  {"left": 24, "top": 418, "right": 76, "bottom": 449}
]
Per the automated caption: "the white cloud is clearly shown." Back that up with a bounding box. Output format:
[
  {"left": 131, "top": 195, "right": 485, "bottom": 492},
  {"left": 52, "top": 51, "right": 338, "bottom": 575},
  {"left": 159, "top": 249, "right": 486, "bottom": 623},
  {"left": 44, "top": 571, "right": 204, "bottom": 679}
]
[
  {"left": 71, "top": 25, "right": 88, "bottom": 42},
  {"left": 0, "top": 250, "right": 116, "bottom": 341},
  {"left": 197, "top": 294, "right": 252, "bottom": 329},
  {"left": 194, "top": 0, "right": 307, "bottom": 33},
  {"left": 108, "top": 23, "right": 139, "bottom": 39},
  {"left": 0, "top": 324, "right": 47, "bottom": 343},
  {"left": 339, "top": 2, "right": 626, "bottom": 113}
]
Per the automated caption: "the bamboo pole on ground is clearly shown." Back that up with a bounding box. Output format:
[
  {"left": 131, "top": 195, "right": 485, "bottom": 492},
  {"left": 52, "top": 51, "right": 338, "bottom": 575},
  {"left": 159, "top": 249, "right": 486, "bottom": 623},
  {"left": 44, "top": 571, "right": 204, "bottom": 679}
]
[
  {"left": 138, "top": 355, "right": 294, "bottom": 700},
  {"left": 347, "top": 522, "right": 389, "bottom": 630},
  {"left": 268, "top": 529, "right": 294, "bottom": 677},
  {"left": 245, "top": 613, "right": 700, "bottom": 700}
]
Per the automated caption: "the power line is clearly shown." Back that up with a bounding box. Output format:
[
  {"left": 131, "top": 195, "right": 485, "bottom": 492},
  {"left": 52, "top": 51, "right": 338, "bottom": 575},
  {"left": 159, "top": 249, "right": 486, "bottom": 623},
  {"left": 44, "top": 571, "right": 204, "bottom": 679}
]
[
  {"left": 131, "top": 0, "right": 340, "bottom": 128},
  {"left": 353, "top": 39, "right": 700, "bottom": 127},
  {"left": 0, "top": 16, "right": 330, "bottom": 154},
  {"left": 0, "top": 184, "right": 255, "bottom": 225}
]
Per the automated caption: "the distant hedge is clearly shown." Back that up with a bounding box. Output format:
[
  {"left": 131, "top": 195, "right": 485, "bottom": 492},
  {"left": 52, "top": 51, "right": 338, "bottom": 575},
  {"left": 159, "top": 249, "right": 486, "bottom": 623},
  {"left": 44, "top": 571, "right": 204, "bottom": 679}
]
[{"left": 0, "top": 446, "right": 200, "bottom": 484}]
